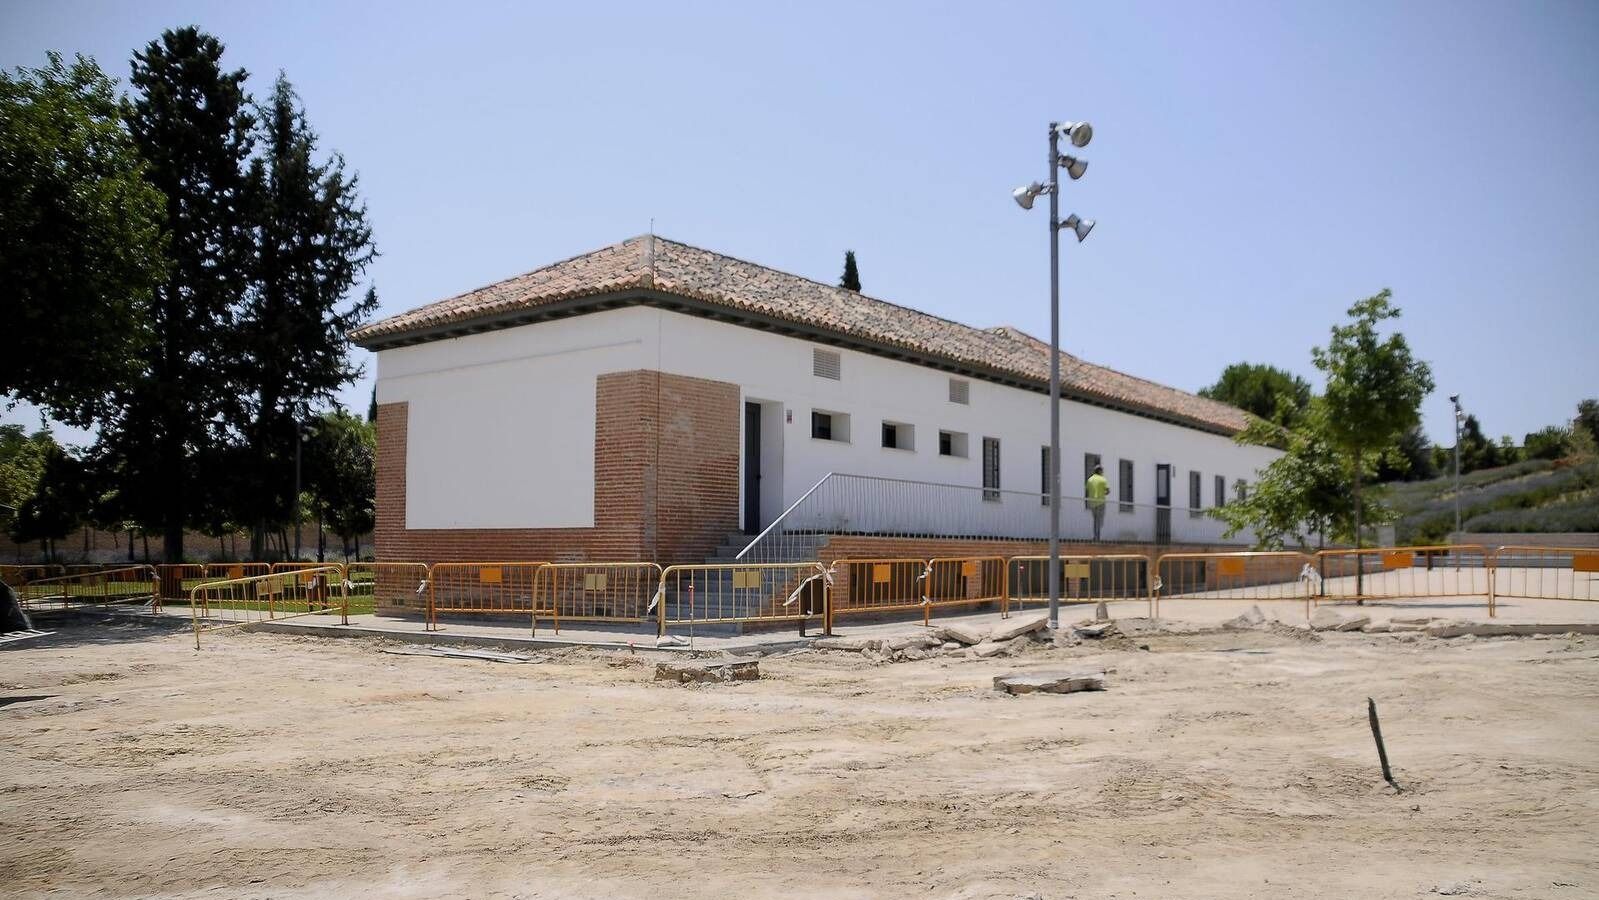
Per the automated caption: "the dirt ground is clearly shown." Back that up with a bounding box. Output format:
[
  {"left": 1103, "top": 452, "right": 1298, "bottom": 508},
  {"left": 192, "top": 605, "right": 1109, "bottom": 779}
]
[{"left": 2, "top": 616, "right": 1596, "bottom": 899}]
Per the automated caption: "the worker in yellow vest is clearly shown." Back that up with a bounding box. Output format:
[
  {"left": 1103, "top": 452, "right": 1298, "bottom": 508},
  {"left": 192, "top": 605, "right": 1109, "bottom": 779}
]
[{"left": 1085, "top": 464, "right": 1110, "bottom": 541}]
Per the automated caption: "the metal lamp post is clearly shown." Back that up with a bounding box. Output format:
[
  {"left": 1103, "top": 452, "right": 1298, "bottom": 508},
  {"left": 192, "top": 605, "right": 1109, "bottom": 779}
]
[
  {"left": 1450, "top": 394, "right": 1463, "bottom": 540},
  {"left": 1013, "top": 120, "right": 1095, "bottom": 630}
]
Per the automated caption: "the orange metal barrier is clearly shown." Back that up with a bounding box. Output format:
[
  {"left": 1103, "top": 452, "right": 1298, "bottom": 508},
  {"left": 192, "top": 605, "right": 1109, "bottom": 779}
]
[
  {"left": 1315, "top": 545, "right": 1493, "bottom": 614},
  {"left": 531, "top": 562, "right": 662, "bottom": 635},
  {"left": 921, "top": 556, "right": 1008, "bottom": 626},
  {"left": 155, "top": 564, "right": 207, "bottom": 602},
  {"left": 1154, "top": 551, "right": 1315, "bottom": 618},
  {"left": 189, "top": 565, "right": 347, "bottom": 648},
  {"left": 204, "top": 562, "right": 272, "bottom": 581},
  {"left": 16, "top": 565, "right": 160, "bottom": 613},
  {"left": 1010, "top": 554, "right": 1154, "bottom": 617},
  {"left": 346, "top": 562, "right": 431, "bottom": 615},
  {"left": 0, "top": 564, "right": 63, "bottom": 586},
  {"left": 426, "top": 562, "right": 547, "bottom": 631},
  {"left": 825, "top": 558, "right": 928, "bottom": 628},
  {"left": 657, "top": 563, "right": 826, "bottom": 636},
  {"left": 1491, "top": 545, "right": 1598, "bottom": 605}
]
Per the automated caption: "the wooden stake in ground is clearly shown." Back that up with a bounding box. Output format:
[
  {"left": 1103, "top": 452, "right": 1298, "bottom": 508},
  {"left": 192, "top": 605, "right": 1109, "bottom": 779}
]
[{"left": 1367, "top": 697, "right": 1400, "bottom": 791}]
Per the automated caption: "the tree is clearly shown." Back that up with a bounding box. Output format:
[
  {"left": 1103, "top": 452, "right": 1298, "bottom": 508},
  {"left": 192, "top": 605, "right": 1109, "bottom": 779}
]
[
  {"left": 1456, "top": 414, "right": 1499, "bottom": 473},
  {"left": 11, "top": 441, "right": 91, "bottom": 562},
  {"left": 1198, "top": 362, "right": 1313, "bottom": 431},
  {"left": 99, "top": 28, "right": 256, "bottom": 563},
  {"left": 0, "top": 425, "right": 52, "bottom": 523},
  {"left": 230, "top": 75, "right": 377, "bottom": 557},
  {"left": 1523, "top": 425, "right": 1569, "bottom": 461},
  {"left": 1312, "top": 289, "right": 1434, "bottom": 594},
  {"left": 1213, "top": 400, "right": 1367, "bottom": 549},
  {"left": 0, "top": 53, "right": 166, "bottom": 425},
  {"left": 304, "top": 410, "right": 375, "bottom": 560},
  {"left": 839, "top": 250, "right": 861, "bottom": 292},
  {"left": 1376, "top": 425, "right": 1438, "bottom": 482},
  {"left": 367, "top": 386, "right": 378, "bottom": 423},
  {"left": 1576, "top": 399, "right": 1599, "bottom": 448}
]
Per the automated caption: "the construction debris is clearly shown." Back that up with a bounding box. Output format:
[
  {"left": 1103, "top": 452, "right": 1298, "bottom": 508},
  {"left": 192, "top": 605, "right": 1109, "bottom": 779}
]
[
  {"left": 655, "top": 657, "right": 760, "bottom": 684},
  {"left": 992, "top": 669, "right": 1108, "bottom": 695},
  {"left": 989, "top": 616, "right": 1049, "bottom": 643},
  {"left": 0, "top": 629, "right": 52, "bottom": 646},
  {"left": 1222, "top": 605, "right": 1268, "bottom": 630},
  {"left": 380, "top": 645, "right": 539, "bottom": 664}
]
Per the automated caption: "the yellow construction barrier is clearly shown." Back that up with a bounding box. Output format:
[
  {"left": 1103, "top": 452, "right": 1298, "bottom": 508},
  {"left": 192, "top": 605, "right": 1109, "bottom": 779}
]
[
  {"left": 532, "top": 562, "right": 662, "bottom": 635},
  {"left": 825, "top": 558, "right": 928, "bottom": 630},
  {"left": 1010, "top": 554, "right": 1155, "bottom": 618},
  {"left": 16, "top": 565, "right": 159, "bottom": 613},
  {"left": 427, "top": 562, "right": 547, "bottom": 631},
  {"left": 346, "top": 562, "right": 431, "bottom": 616},
  {"left": 189, "top": 566, "right": 347, "bottom": 648},
  {"left": 1491, "top": 545, "right": 1598, "bottom": 608},
  {"left": 1154, "top": 551, "right": 1315, "bottom": 618},
  {"left": 1315, "top": 545, "right": 1493, "bottom": 615},
  {"left": 920, "top": 556, "right": 1008, "bottom": 626},
  {"left": 656, "top": 563, "right": 826, "bottom": 636}
]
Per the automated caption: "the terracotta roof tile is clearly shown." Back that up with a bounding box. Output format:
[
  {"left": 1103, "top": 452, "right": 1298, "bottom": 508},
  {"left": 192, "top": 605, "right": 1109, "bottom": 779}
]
[{"left": 350, "top": 235, "right": 1251, "bottom": 434}]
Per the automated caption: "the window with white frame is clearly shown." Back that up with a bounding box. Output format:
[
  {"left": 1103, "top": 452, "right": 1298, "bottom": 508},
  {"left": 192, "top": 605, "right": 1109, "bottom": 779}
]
[
  {"left": 982, "top": 437, "right": 1001, "bottom": 501},
  {"left": 811, "top": 409, "right": 850, "bottom": 442},
  {"left": 939, "top": 430, "right": 968, "bottom": 458},
  {"left": 881, "top": 421, "right": 914, "bottom": 451}
]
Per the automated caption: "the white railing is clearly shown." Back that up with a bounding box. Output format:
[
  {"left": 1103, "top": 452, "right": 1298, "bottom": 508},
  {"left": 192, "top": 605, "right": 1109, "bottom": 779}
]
[{"left": 736, "top": 472, "right": 1250, "bottom": 563}]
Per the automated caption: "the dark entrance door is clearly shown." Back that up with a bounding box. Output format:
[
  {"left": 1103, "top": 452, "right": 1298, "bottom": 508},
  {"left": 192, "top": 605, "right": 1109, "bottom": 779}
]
[
  {"left": 743, "top": 402, "right": 761, "bottom": 534},
  {"left": 1155, "top": 463, "right": 1172, "bottom": 545}
]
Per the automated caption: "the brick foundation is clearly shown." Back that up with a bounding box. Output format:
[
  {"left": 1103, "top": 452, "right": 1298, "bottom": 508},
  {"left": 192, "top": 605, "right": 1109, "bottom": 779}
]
[{"left": 375, "top": 369, "right": 739, "bottom": 568}]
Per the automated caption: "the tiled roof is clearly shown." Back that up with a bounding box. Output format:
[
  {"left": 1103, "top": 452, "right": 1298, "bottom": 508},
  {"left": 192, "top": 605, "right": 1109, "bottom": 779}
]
[{"left": 350, "top": 235, "right": 1252, "bottom": 434}]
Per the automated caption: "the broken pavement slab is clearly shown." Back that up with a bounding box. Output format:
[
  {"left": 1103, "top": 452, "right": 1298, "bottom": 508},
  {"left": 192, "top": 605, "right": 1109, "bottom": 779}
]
[
  {"left": 1221, "top": 605, "right": 1268, "bottom": 630},
  {"left": 935, "top": 622, "right": 990, "bottom": 646},
  {"left": 992, "top": 669, "right": 1108, "bottom": 695},
  {"left": 988, "top": 616, "right": 1048, "bottom": 643},
  {"left": 654, "top": 658, "right": 760, "bottom": 684}
]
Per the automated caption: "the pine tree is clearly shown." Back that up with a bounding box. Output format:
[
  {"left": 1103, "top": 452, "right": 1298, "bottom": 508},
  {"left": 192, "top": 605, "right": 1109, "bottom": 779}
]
[
  {"left": 231, "top": 75, "right": 377, "bottom": 557},
  {"left": 839, "top": 250, "right": 861, "bottom": 291},
  {"left": 103, "top": 28, "right": 256, "bottom": 563}
]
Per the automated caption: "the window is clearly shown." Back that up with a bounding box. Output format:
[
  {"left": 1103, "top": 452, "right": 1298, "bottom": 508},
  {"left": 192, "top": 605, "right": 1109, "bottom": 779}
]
[
  {"left": 1215, "top": 475, "right": 1227, "bottom": 507},
  {"left": 812, "top": 348, "right": 841, "bottom": 380},
  {"left": 1040, "top": 446, "right": 1052, "bottom": 506},
  {"left": 881, "top": 421, "right": 914, "bottom": 451},
  {"left": 982, "top": 437, "right": 1001, "bottom": 501},
  {"left": 811, "top": 410, "right": 850, "bottom": 442},
  {"left": 1189, "top": 471, "right": 1203, "bottom": 518},
  {"left": 1118, "top": 458, "right": 1134, "bottom": 512},
  {"left": 948, "top": 378, "right": 970, "bottom": 404},
  {"left": 1084, "top": 453, "right": 1101, "bottom": 491},
  {"left": 938, "top": 430, "right": 968, "bottom": 458}
]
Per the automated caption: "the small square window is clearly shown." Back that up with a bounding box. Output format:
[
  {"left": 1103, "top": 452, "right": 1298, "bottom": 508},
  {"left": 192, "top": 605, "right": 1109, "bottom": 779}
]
[
  {"left": 938, "top": 430, "right": 968, "bottom": 458},
  {"left": 881, "top": 421, "right": 914, "bottom": 451},
  {"left": 811, "top": 409, "right": 850, "bottom": 442}
]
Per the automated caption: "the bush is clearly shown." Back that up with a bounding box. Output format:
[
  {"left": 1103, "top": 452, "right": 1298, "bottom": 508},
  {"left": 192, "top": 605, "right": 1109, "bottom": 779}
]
[{"left": 1465, "top": 495, "right": 1599, "bottom": 533}]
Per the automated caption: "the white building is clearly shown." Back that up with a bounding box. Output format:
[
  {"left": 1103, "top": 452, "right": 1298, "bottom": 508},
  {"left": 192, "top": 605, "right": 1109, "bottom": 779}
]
[{"left": 351, "top": 236, "right": 1278, "bottom": 565}]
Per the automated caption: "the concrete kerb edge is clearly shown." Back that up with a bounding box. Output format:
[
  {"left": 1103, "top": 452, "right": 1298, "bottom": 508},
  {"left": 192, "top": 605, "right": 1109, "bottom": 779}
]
[{"left": 244, "top": 619, "right": 818, "bottom": 655}]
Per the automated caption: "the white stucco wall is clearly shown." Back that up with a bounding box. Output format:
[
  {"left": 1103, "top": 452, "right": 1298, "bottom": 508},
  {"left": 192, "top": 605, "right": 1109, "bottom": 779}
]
[
  {"left": 374, "top": 309, "right": 651, "bottom": 528},
  {"left": 374, "top": 305, "right": 1281, "bottom": 538}
]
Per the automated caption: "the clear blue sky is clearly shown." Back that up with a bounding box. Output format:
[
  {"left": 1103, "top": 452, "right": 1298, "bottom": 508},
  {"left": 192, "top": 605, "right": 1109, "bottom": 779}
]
[{"left": 5, "top": 0, "right": 1596, "bottom": 448}]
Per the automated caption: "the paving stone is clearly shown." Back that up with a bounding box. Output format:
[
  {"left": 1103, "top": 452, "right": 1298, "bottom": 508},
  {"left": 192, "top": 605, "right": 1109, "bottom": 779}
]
[
  {"left": 938, "top": 622, "right": 991, "bottom": 645},
  {"left": 990, "top": 616, "right": 1049, "bottom": 642},
  {"left": 654, "top": 658, "right": 759, "bottom": 684},
  {"left": 992, "top": 670, "right": 1108, "bottom": 695}
]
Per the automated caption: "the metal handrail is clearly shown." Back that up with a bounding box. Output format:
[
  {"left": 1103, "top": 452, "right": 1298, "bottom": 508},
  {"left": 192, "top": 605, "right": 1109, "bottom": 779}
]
[{"left": 735, "top": 471, "right": 839, "bottom": 561}]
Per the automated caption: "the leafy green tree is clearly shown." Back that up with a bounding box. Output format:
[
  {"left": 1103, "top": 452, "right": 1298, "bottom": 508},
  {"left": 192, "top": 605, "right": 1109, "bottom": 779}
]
[
  {"left": 1198, "top": 362, "right": 1313, "bottom": 431},
  {"left": 1213, "top": 401, "right": 1367, "bottom": 549},
  {"left": 839, "top": 250, "right": 861, "bottom": 292},
  {"left": 97, "top": 27, "right": 256, "bottom": 563},
  {"left": 0, "top": 53, "right": 166, "bottom": 425},
  {"left": 304, "top": 410, "right": 375, "bottom": 560},
  {"left": 0, "top": 425, "right": 52, "bottom": 521},
  {"left": 230, "top": 75, "right": 377, "bottom": 556},
  {"left": 1523, "top": 425, "right": 1571, "bottom": 461},
  {"left": 1457, "top": 414, "right": 1500, "bottom": 473},
  {"left": 1576, "top": 399, "right": 1599, "bottom": 448},
  {"left": 1313, "top": 290, "right": 1434, "bottom": 593},
  {"left": 11, "top": 441, "right": 91, "bottom": 561},
  {"left": 1376, "top": 425, "right": 1439, "bottom": 482}
]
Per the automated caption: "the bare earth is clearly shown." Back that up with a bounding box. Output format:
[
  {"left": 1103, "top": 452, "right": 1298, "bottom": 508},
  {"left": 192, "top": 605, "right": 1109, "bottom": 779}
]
[{"left": 2, "top": 617, "right": 1596, "bottom": 899}]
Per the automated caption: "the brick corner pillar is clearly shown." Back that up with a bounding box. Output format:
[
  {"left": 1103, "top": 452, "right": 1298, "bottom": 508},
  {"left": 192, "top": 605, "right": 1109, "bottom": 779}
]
[
  {"left": 650, "top": 371, "right": 740, "bottom": 565},
  {"left": 373, "top": 401, "right": 410, "bottom": 564}
]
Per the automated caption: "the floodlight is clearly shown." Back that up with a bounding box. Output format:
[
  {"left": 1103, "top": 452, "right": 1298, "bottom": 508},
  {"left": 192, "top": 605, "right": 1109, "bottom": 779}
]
[
  {"left": 1012, "top": 182, "right": 1048, "bottom": 210},
  {"left": 1056, "top": 121, "right": 1094, "bottom": 148},
  {"left": 1061, "top": 213, "right": 1094, "bottom": 242},
  {"left": 1059, "top": 155, "right": 1088, "bottom": 180}
]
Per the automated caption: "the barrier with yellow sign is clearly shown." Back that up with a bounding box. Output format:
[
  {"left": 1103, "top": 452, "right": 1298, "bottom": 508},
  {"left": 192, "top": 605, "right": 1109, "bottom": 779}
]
[
  {"left": 1009, "top": 554, "right": 1154, "bottom": 617},
  {"left": 1314, "top": 545, "right": 1492, "bottom": 613},
  {"left": 1154, "top": 551, "right": 1315, "bottom": 618},
  {"left": 656, "top": 563, "right": 826, "bottom": 636}
]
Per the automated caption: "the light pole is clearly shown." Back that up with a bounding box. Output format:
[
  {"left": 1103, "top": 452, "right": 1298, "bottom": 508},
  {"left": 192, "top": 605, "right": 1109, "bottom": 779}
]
[
  {"left": 294, "top": 424, "right": 303, "bottom": 562},
  {"left": 1450, "top": 394, "right": 1463, "bottom": 540},
  {"left": 1013, "top": 120, "right": 1095, "bottom": 630}
]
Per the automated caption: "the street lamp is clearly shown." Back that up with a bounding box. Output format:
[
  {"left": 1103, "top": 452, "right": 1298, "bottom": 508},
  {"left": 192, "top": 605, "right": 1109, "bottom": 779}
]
[
  {"left": 1450, "top": 395, "right": 1463, "bottom": 540},
  {"left": 1013, "top": 119, "right": 1095, "bottom": 630}
]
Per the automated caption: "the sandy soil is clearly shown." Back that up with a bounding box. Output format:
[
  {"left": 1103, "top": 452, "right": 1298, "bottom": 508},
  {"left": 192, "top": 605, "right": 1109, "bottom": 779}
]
[{"left": 2, "top": 616, "right": 1596, "bottom": 899}]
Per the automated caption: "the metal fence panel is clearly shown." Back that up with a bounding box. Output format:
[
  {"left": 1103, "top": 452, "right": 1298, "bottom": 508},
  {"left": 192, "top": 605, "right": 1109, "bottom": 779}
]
[
  {"left": 1492, "top": 545, "right": 1598, "bottom": 604},
  {"left": 1154, "top": 551, "right": 1314, "bottom": 618},
  {"left": 657, "top": 563, "right": 825, "bottom": 635},
  {"left": 427, "top": 562, "right": 548, "bottom": 631},
  {"left": 1315, "top": 545, "right": 1493, "bottom": 614},
  {"left": 532, "top": 562, "right": 662, "bottom": 634},
  {"left": 189, "top": 566, "right": 347, "bottom": 648},
  {"left": 16, "top": 565, "right": 159, "bottom": 613},
  {"left": 1009, "top": 554, "right": 1153, "bottom": 617}
]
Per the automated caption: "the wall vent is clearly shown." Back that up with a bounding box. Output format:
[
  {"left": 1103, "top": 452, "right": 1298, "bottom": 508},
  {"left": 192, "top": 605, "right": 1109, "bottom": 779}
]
[
  {"left": 948, "top": 378, "right": 970, "bottom": 404},
  {"left": 813, "top": 348, "right": 842, "bottom": 380}
]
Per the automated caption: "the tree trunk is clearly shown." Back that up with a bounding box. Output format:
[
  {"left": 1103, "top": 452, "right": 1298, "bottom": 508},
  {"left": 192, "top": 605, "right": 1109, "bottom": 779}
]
[
  {"left": 127, "top": 529, "right": 135, "bottom": 562},
  {"left": 1353, "top": 463, "right": 1364, "bottom": 599},
  {"left": 141, "top": 531, "right": 150, "bottom": 564},
  {"left": 316, "top": 507, "right": 325, "bottom": 563},
  {"left": 163, "top": 518, "right": 184, "bottom": 565}
]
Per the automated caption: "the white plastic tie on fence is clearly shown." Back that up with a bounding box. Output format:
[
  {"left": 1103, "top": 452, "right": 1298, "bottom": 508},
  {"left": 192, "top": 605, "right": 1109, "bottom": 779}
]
[
  {"left": 416, "top": 580, "right": 428, "bottom": 595},
  {"left": 784, "top": 573, "right": 821, "bottom": 607},
  {"left": 647, "top": 584, "right": 663, "bottom": 613},
  {"left": 1299, "top": 563, "right": 1323, "bottom": 589}
]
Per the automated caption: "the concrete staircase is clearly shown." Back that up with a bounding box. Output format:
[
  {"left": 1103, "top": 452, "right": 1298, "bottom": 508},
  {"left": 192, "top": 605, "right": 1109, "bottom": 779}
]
[{"left": 704, "top": 531, "right": 829, "bottom": 564}]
